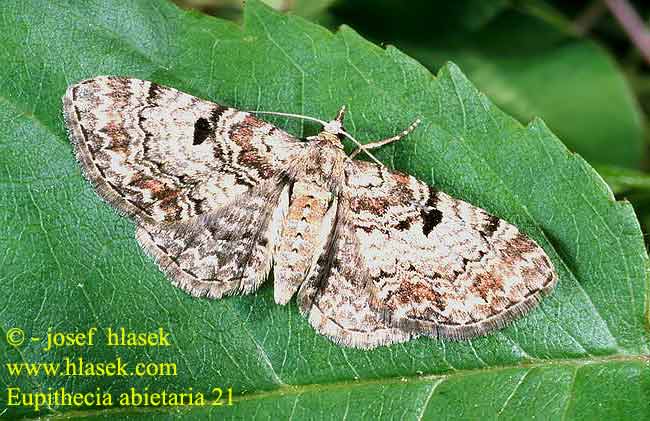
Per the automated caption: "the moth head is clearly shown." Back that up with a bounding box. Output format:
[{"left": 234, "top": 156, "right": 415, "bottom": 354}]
[
  {"left": 323, "top": 105, "right": 346, "bottom": 133},
  {"left": 321, "top": 105, "right": 347, "bottom": 148}
]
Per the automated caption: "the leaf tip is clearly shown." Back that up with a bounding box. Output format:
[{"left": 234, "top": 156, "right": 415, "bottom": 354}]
[{"left": 439, "top": 61, "right": 464, "bottom": 78}]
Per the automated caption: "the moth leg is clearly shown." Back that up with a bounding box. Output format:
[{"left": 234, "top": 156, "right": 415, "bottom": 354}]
[
  {"left": 348, "top": 118, "right": 421, "bottom": 159},
  {"left": 136, "top": 184, "right": 289, "bottom": 299}
]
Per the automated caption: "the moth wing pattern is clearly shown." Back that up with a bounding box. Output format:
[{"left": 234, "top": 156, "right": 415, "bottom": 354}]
[
  {"left": 297, "top": 203, "right": 414, "bottom": 349},
  {"left": 136, "top": 182, "right": 289, "bottom": 298},
  {"left": 62, "top": 76, "right": 303, "bottom": 224},
  {"left": 303, "top": 160, "right": 557, "bottom": 347}
]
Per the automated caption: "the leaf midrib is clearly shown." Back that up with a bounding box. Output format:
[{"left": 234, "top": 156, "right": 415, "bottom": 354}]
[{"left": 24, "top": 353, "right": 650, "bottom": 420}]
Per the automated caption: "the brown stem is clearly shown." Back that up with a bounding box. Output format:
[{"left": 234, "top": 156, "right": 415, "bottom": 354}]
[{"left": 605, "top": 0, "right": 650, "bottom": 65}]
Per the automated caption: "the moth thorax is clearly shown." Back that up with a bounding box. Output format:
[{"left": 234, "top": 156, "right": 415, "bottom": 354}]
[{"left": 318, "top": 131, "right": 344, "bottom": 149}]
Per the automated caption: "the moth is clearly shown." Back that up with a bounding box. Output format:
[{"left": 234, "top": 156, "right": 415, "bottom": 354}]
[{"left": 62, "top": 77, "right": 557, "bottom": 349}]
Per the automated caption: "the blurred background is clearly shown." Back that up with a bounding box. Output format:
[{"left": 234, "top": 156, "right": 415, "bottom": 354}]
[{"left": 174, "top": 0, "right": 650, "bottom": 242}]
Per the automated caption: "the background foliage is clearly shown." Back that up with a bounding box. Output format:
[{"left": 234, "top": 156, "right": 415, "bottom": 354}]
[{"left": 1, "top": 0, "right": 649, "bottom": 419}]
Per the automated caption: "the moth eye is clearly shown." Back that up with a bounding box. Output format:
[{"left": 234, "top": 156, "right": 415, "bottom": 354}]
[{"left": 193, "top": 117, "right": 211, "bottom": 145}]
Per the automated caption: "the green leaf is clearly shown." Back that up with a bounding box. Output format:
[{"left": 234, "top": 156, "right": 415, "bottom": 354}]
[
  {"left": 1, "top": 0, "right": 648, "bottom": 419},
  {"left": 331, "top": 0, "right": 646, "bottom": 169}
]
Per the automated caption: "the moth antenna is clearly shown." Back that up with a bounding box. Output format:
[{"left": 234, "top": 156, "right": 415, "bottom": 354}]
[
  {"left": 337, "top": 130, "right": 385, "bottom": 166},
  {"left": 246, "top": 110, "right": 328, "bottom": 126}
]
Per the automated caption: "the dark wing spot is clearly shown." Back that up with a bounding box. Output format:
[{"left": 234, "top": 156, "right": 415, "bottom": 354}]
[
  {"left": 421, "top": 186, "right": 442, "bottom": 236},
  {"left": 193, "top": 118, "right": 211, "bottom": 145},
  {"left": 483, "top": 215, "right": 500, "bottom": 237},
  {"left": 421, "top": 207, "right": 443, "bottom": 236},
  {"left": 146, "top": 82, "right": 162, "bottom": 103},
  {"left": 396, "top": 219, "right": 411, "bottom": 230}
]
